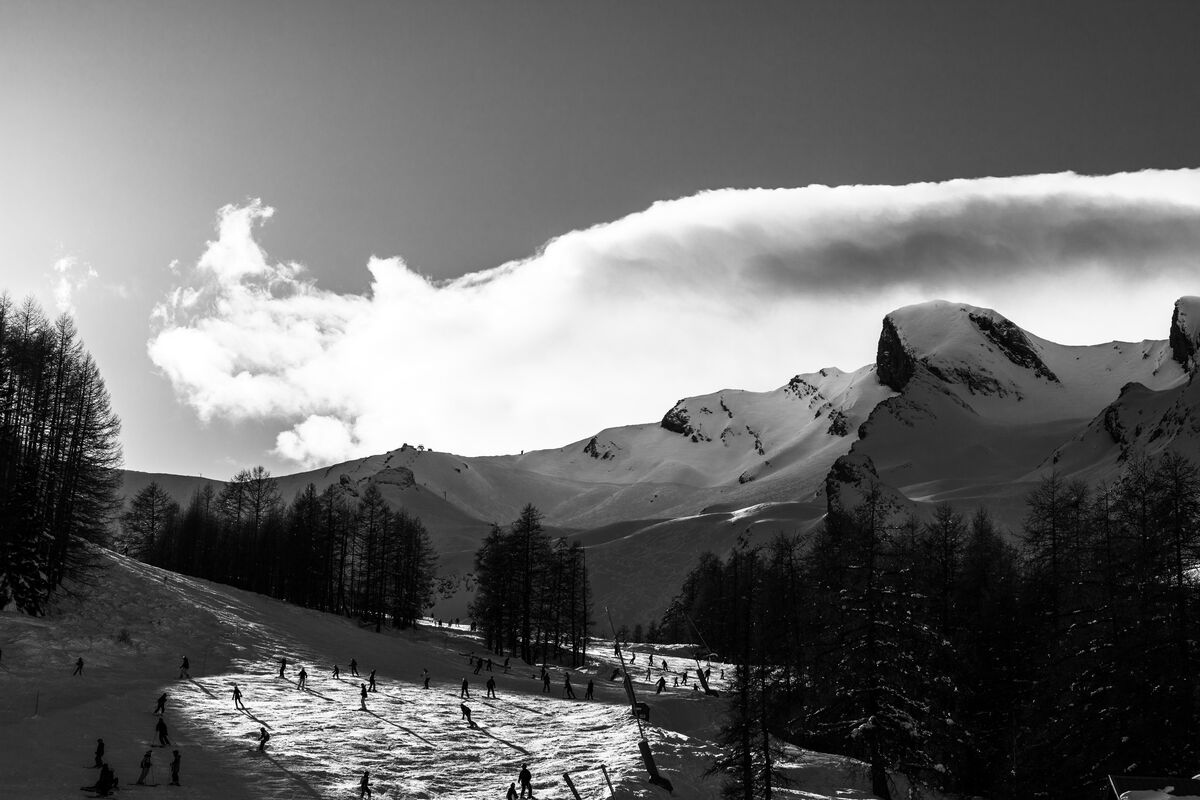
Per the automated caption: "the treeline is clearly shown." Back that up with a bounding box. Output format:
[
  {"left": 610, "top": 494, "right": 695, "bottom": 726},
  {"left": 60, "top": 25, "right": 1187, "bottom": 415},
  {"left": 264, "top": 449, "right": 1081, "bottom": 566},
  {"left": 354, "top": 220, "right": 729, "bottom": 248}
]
[
  {"left": 668, "top": 452, "right": 1200, "bottom": 800},
  {"left": 0, "top": 295, "right": 121, "bottom": 614},
  {"left": 470, "top": 504, "right": 592, "bottom": 667},
  {"left": 123, "top": 471, "right": 438, "bottom": 629}
]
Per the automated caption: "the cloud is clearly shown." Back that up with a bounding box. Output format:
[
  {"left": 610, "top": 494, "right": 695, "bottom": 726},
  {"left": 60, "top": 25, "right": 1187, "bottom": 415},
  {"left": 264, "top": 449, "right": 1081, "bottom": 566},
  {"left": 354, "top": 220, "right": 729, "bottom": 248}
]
[
  {"left": 50, "top": 255, "right": 99, "bottom": 314},
  {"left": 148, "top": 170, "right": 1200, "bottom": 467}
]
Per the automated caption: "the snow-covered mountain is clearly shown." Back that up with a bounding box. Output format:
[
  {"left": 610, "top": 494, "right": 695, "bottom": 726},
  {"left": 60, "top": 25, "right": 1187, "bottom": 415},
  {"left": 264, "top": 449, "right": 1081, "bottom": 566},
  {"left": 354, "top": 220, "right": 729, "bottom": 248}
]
[{"left": 122, "top": 297, "right": 1200, "bottom": 626}]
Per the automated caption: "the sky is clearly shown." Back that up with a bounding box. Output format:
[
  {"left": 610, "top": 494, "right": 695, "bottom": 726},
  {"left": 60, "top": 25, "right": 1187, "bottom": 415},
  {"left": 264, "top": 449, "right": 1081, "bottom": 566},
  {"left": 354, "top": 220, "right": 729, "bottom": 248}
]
[{"left": 3, "top": 0, "right": 1200, "bottom": 478}]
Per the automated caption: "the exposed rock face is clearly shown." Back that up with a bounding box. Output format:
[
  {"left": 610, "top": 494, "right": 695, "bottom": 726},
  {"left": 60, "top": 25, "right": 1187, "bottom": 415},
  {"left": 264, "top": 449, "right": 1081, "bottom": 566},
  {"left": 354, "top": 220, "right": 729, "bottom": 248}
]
[
  {"left": 372, "top": 466, "right": 416, "bottom": 489},
  {"left": 583, "top": 436, "right": 619, "bottom": 460},
  {"left": 876, "top": 315, "right": 915, "bottom": 392},
  {"left": 1170, "top": 296, "right": 1200, "bottom": 372},
  {"left": 660, "top": 401, "right": 694, "bottom": 436},
  {"left": 967, "top": 312, "right": 1059, "bottom": 383}
]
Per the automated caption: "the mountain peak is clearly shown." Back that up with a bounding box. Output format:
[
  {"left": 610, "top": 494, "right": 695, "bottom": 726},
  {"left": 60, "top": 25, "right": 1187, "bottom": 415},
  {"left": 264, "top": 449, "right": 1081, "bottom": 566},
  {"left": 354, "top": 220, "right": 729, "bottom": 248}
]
[{"left": 875, "top": 300, "right": 1057, "bottom": 394}]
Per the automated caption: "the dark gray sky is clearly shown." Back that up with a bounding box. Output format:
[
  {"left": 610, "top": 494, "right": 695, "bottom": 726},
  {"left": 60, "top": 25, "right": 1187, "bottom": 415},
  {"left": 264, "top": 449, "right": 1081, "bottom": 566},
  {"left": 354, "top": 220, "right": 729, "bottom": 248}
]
[{"left": 3, "top": 1, "right": 1199, "bottom": 475}]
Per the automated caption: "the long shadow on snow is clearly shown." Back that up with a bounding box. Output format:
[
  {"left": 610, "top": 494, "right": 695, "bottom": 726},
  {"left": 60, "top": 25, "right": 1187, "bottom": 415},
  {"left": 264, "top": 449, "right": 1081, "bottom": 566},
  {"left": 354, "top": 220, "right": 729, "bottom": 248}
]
[
  {"left": 364, "top": 709, "right": 436, "bottom": 747},
  {"left": 258, "top": 752, "right": 324, "bottom": 800}
]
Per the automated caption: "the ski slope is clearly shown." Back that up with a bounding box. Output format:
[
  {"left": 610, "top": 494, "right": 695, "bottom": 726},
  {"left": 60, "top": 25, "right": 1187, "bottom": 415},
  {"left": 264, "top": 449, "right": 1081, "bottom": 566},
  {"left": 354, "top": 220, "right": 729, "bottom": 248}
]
[{"left": 1, "top": 547, "right": 906, "bottom": 799}]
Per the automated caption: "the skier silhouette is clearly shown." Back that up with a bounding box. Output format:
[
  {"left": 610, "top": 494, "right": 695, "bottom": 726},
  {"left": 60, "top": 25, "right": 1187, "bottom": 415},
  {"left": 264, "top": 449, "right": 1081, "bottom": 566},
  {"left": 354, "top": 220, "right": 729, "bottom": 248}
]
[
  {"left": 541, "top": 670, "right": 550, "bottom": 693},
  {"left": 656, "top": 676, "right": 667, "bottom": 694},
  {"left": 298, "top": 666, "right": 308, "bottom": 689},
  {"left": 155, "top": 717, "right": 170, "bottom": 746},
  {"left": 154, "top": 692, "right": 167, "bottom": 714},
  {"left": 258, "top": 727, "right": 270, "bottom": 751},
  {"left": 333, "top": 663, "right": 340, "bottom": 679},
  {"left": 461, "top": 702, "right": 476, "bottom": 728},
  {"left": 460, "top": 678, "right": 470, "bottom": 698},
  {"left": 232, "top": 683, "right": 245, "bottom": 710},
  {"left": 359, "top": 769, "right": 372, "bottom": 798},
  {"left": 473, "top": 658, "right": 482, "bottom": 675},
  {"left": 563, "top": 674, "right": 576, "bottom": 699},
  {"left": 360, "top": 683, "right": 368, "bottom": 710},
  {"left": 169, "top": 750, "right": 181, "bottom": 785},
  {"left": 278, "top": 658, "right": 287, "bottom": 678},
  {"left": 73, "top": 657, "right": 84, "bottom": 676},
  {"left": 83, "top": 763, "right": 115, "bottom": 796},
  {"left": 518, "top": 764, "right": 534, "bottom": 798},
  {"left": 486, "top": 676, "right": 497, "bottom": 698},
  {"left": 136, "top": 751, "right": 152, "bottom": 784},
  {"left": 350, "top": 658, "right": 358, "bottom": 677},
  {"left": 585, "top": 679, "right": 594, "bottom": 700},
  {"left": 94, "top": 738, "right": 105, "bottom": 768},
  {"left": 368, "top": 669, "right": 377, "bottom": 691},
  {"left": 507, "top": 781, "right": 519, "bottom": 800},
  {"left": 179, "top": 655, "right": 190, "bottom": 678}
]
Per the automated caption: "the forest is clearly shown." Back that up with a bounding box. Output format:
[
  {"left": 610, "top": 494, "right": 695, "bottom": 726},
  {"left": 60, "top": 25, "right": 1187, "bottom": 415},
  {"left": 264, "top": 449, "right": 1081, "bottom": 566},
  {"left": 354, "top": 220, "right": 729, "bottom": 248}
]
[
  {"left": 658, "top": 453, "right": 1200, "bottom": 800},
  {"left": 122, "top": 473, "right": 440, "bottom": 631},
  {"left": 0, "top": 295, "right": 122, "bottom": 614}
]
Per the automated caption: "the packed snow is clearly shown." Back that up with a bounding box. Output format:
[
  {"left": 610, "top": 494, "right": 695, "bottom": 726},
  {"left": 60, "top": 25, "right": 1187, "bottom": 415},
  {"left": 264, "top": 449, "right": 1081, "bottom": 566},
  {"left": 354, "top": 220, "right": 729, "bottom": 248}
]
[{"left": 2, "top": 546, "right": 911, "bottom": 799}]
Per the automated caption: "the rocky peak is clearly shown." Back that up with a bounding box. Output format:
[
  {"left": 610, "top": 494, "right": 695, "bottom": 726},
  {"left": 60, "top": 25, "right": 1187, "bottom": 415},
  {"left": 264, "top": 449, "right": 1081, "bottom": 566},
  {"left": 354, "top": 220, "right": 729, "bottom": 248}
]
[{"left": 1170, "top": 296, "right": 1200, "bottom": 372}]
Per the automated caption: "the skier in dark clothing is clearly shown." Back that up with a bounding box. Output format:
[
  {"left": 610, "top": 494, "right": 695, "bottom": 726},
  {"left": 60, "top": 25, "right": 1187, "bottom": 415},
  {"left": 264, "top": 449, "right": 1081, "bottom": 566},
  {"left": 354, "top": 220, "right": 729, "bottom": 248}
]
[
  {"left": 473, "top": 658, "right": 482, "bottom": 675},
  {"left": 232, "top": 683, "right": 245, "bottom": 710},
  {"left": 83, "top": 763, "right": 115, "bottom": 796},
  {"left": 518, "top": 764, "right": 533, "bottom": 798},
  {"left": 179, "top": 655, "right": 190, "bottom": 678},
  {"left": 503, "top": 657, "right": 510, "bottom": 673},
  {"left": 258, "top": 727, "right": 270, "bottom": 751},
  {"left": 486, "top": 676, "right": 497, "bottom": 698},
  {"left": 298, "top": 666, "right": 308, "bottom": 689},
  {"left": 422, "top": 668, "right": 430, "bottom": 689},
  {"left": 461, "top": 678, "right": 470, "bottom": 698},
  {"left": 94, "top": 738, "right": 105, "bottom": 768},
  {"left": 486, "top": 657, "right": 493, "bottom": 672},
  {"left": 359, "top": 770, "right": 372, "bottom": 798},
  {"left": 368, "top": 669, "right": 377, "bottom": 691},
  {"left": 655, "top": 676, "right": 667, "bottom": 694},
  {"left": 461, "top": 702, "right": 476, "bottom": 728},
  {"left": 73, "top": 657, "right": 84, "bottom": 676},
  {"left": 584, "top": 679, "right": 594, "bottom": 700},
  {"left": 360, "top": 683, "right": 368, "bottom": 711},
  {"left": 155, "top": 717, "right": 170, "bottom": 747},
  {"left": 136, "top": 751, "right": 152, "bottom": 784},
  {"left": 279, "top": 658, "right": 287, "bottom": 678},
  {"left": 169, "top": 750, "right": 181, "bottom": 786},
  {"left": 154, "top": 692, "right": 167, "bottom": 715},
  {"left": 541, "top": 670, "right": 550, "bottom": 693},
  {"left": 333, "top": 663, "right": 340, "bottom": 679},
  {"left": 350, "top": 658, "right": 358, "bottom": 677},
  {"left": 563, "top": 674, "right": 576, "bottom": 699},
  {"left": 507, "top": 781, "right": 519, "bottom": 800}
]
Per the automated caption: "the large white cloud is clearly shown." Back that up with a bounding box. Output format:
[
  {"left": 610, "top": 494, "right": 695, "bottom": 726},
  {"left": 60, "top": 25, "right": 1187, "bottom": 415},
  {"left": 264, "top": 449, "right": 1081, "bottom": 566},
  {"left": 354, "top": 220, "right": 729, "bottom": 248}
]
[{"left": 148, "top": 170, "right": 1200, "bottom": 467}]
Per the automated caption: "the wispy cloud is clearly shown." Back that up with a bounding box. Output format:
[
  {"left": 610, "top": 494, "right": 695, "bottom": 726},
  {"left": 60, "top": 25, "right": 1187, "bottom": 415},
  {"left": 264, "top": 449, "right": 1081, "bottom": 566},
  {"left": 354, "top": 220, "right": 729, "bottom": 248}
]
[
  {"left": 50, "top": 255, "right": 99, "bottom": 315},
  {"left": 148, "top": 170, "right": 1200, "bottom": 467}
]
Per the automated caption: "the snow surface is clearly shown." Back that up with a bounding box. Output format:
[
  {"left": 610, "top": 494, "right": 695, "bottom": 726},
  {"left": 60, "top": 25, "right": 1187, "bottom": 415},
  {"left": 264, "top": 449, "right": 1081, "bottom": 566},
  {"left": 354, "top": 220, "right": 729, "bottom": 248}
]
[{"left": 1, "top": 547, "right": 915, "bottom": 799}]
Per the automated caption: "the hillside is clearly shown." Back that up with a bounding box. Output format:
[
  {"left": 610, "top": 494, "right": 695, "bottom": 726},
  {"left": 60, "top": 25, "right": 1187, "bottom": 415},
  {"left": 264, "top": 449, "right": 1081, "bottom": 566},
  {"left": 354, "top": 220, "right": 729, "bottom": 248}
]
[{"left": 0, "top": 546, "right": 911, "bottom": 799}]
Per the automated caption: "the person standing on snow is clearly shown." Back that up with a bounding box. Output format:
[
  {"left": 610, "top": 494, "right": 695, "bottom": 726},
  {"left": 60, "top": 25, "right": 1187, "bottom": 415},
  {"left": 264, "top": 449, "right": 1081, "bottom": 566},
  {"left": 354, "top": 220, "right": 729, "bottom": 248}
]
[
  {"left": 486, "top": 676, "right": 497, "bottom": 698},
  {"left": 258, "top": 727, "right": 270, "bottom": 751},
  {"left": 360, "top": 683, "right": 368, "bottom": 711},
  {"left": 656, "top": 676, "right": 667, "bottom": 694},
  {"left": 360, "top": 770, "right": 372, "bottom": 797},
  {"left": 179, "top": 655, "right": 190, "bottom": 678},
  {"left": 169, "top": 750, "right": 181, "bottom": 786},
  {"left": 298, "top": 666, "right": 308, "bottom": 690},
  {"left": 507, "top": 781, "right": 519, "bottom": 800},
  {"left": 562, "top": 673, "right": 576, "bottom": 699},
  {"left": 278, "top": 657, "right": 287, "bottom": 678},
  {"left": 155, "top": 716, "right": 170, "bottom": 747},
  {"left": 368, "top": 669, "right": 377, "bottom": 692},
  {"left": 136, "top": 751, "right": 152, "bottom": 785},
  {"left": 232, "top": 683, "right": 245, "bottom": 710},
  {"left": 460, "top": 677, "right": 470, "bottom": 699},
  {"left": 73, "top": 656, "right": 84, "bottom": 676},
  {"left": 154, "top": 692, "right": 167, "bottom": 715},
  {"left": 584, "top": 679, "right": 594, "bottom": 700},
  {"left": 333, "top": 663, "right": 340, "bottom": 679},
  {"left": 518, "top": 764, "right": 534, "bottom": 798},
  {"left": 461, "top": 702, "right": 476, "bottom": 728},
  {"left": 350, "top": 658, "right": 359, "bottom": 677},
  {"left": 94, "top": 738, "right": 105, "bottom": 768}
]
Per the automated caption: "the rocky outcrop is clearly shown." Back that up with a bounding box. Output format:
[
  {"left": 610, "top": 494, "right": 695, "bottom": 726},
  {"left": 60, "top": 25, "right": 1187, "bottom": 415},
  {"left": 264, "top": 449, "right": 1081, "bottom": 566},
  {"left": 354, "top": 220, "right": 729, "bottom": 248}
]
[
  {"left": 1170, "top": 296, "right": 1200, "bottom": 372},
  {"left": 583, "top": 436, "right": 619, "bottom": 460},
  {"left": 660, "top": 401, "right": 694, "bottom": 437},
  {"left": 876, "top": 315, "right": 916, "bottom": 392},
  {"left": 968, "top": 312, "right": 1059, "bottom": 383}
]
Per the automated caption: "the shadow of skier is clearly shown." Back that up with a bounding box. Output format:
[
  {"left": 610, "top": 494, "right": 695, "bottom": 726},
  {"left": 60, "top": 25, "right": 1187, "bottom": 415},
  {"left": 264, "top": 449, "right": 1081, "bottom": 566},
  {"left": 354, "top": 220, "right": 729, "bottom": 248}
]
[
  {"left": 261, "top": 753, "right": 324, "bottom": 799},
  {"left": 364, "top": 710, "right": 436, "bottom": 747}
]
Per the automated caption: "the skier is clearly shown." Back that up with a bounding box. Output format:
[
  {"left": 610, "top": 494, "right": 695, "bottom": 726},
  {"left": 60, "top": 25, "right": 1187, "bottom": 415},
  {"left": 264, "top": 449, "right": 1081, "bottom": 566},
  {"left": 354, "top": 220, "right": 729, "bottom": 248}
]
[
  {"left": 333, "top": 663, "right": 340, "bottom": 679},
  {"left": 518, "top": 763, "right": 534, "bottom": 798},
  {"left": 154, "top": 692, "right": 167, "bottom": 715},
  {"left": 486, "top": 676, "right": 497, "bottom": 698},
  {"left": 422, "top": 668, "right": 430, "bottom": 689},
  {"left": 360, "top": 683, "right": 368, "bottom": 711},
  {"left": 232, "top": 683, "right": 245, "bottom": 710},
  {"left": 298, "top": 666, "right": 308, "bottom": 689},
  {"left": 350, "top": 658, "right": 359, "bottom": 677},
  {"left": 169, "top": 750, "right": 181, "bottom": 786},
  {"left": 94, "top": 738, "right": 105, "bottom": 767},
  {"left": 486, "top": 657, "right": 493, "bottom": 672},
  {"left": 661, "top": 659, "right": 667, "bottom": 670},
  {"left": 83, "top": 763, "right": 115, "bottom": 797},
  {"left": 155, "top": 717, "right": 170, "bottom": 747},
  {"left": 279, "top": 657, "right": 287, "bottom": 678},
  {"left": 655, "top": 676, "right": 667, "bottom": 694},
  {"left": 258, "top": 726, "right": 270, "bottom": 751},
  {"left": 461, "top": 677, "right": 470, "bottom": 699},
  {"left": 359, "top": 769, "right": 372, "bottom": 798},
  {"left": 541, "top": 669, "right": 550, "bottom": 693},
  {"left": 503, "top": 656, "right": 510, "bottom": 673},
  {"left": 179, "top": 655, "right": 190, "bottom": 679},
  {"left": 473, "top": 658, "right": 482, "bottom": 675},
  {"left": 584, "top": 679, "right": 594, "bottom": 700},
  {"left": 136, "top": 750, "right": 152, "bottom": 785},
  {"left": 368, "top": 669, "right": 377, "bottom": 692},
  {"left": 461, "top": 702, "right": 476, "bottom": 728},
  {"left": 507, "top": 781, "right": 519, "bottom": 800},
  {"left": 563, "top": 673, "right": 576, "bottom": 699},
  {"left": 73, "top": 656, "right": 84, "bottom": 676}
]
